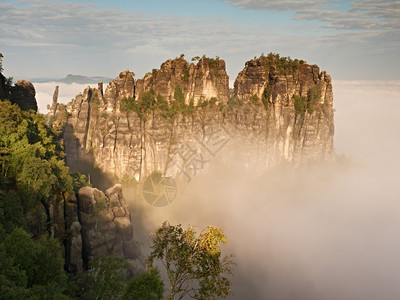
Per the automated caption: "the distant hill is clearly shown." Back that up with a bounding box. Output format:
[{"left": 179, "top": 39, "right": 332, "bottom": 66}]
[{"left": 31, "top": 74, "right": 114, "bottom": 84}]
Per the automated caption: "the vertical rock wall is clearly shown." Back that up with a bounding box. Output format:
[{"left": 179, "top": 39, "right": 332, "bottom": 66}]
[{"left": 50, "top": 55, "right": 334, "bottom": 182}]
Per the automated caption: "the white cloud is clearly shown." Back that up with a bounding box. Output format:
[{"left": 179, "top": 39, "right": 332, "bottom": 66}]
[
  {"left": 130, "top": 80, "right": 400, "bottom": 299},
  {"left": 33, "top": 82, "right": 99, "bottom": 113},
  {"left": 221, "top": 0, "right": 329, "bottom": 10},
  {"left": 1, "top": 0, "right": 399, "bottom": 80},
  {"left": 222, "top": 0, "right": 400, "bottom": 31}
]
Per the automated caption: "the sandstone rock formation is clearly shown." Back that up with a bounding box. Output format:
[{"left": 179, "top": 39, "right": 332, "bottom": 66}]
[
  {"left": 136, "top": 56, "right": 229, "bottom": 105},
  {"left": 76, "top": 184, "right": 143, "bottom": 275},
  {"left": 0, "top": 73, "right": 38, "bottom": 112},
  {"left": 62, "top": 184, "right": 144, "bottom": 275},
  {"left": 10, "top": 80, "right": 38, "bottom": 111},
  {"left": 0, "top": 72, "right": 8, "bottom": 100},
  {"left": 49, "top": 54, "right": 334, "bottom": 183}
]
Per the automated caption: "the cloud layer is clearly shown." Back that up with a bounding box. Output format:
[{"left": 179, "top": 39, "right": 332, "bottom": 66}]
[
  {"left": 34, "top": 82, "right": 98, "bottom": 113},
  {"left": 1, "top": 0, "right": 399, "bottom": 80},
  {"left": 127, "top": 80, "right": 400, "bottom": 299}
]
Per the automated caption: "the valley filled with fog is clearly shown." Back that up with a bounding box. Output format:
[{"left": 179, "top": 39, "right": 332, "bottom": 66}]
[{"left": 35, "top": 80, "right": 400, "bottom": 299}]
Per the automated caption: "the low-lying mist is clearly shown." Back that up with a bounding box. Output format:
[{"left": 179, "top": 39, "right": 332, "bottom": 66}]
[
  {"left": 34, "top": 82, "right": 99, "bottom": 113},
  {"left": 123, "top": 80, "right": 400, "bottom": 299}
]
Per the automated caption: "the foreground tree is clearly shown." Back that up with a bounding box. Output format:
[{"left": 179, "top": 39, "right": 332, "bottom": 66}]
[
  {"left": 0, "top": 227, "right": 70, "bottom": 299},
  {"left": 86, "top": 255, "right": 129, "bottom": 300},
  {"left": 123, "top": 268, "right": 164, "bottom": 300},
  {"left": 147, "top": 221, "right": 235, "bottom": 300}
]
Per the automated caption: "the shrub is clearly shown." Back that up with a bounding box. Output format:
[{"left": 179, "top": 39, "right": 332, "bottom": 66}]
[
  {"left": 250, "top": 94, "right": 259, "bottom": 105},
  {"left": 123, "top": 268, "right": 164, "bottom": 300},
  {"left": 209, "top": 56, "right": 220, "bottom": 68},
  {"left": 264, "top": 52, "right": 303, "bottom": 75},
  {"left": 262, "top": 84, "right": 272, "bottom": 110},
  {"left": 307, "top": 85, "right": 321, "bottom": 114},
  {"left": 293, "top": 95, "right": 307, "bottom": 115}
]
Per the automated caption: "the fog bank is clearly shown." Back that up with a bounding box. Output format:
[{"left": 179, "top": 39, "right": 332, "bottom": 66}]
[
  {"left": 124, "top": 80, "right": 400, "bottom": 299},
  {"left": 33, "top": 82, "right": 100, "bottom": 113}
]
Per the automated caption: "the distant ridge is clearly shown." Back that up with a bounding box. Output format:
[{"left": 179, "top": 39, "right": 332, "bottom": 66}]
[{"left": 31, "top": 74, "right": 114, "bottom": 84}]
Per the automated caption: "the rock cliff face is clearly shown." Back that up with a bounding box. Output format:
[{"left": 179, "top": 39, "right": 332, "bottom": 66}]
[
  {"left": 0, "top": 72, "right": 38, "bottom": 111},
  {"left": 50, "top": 55, "right": 334, "bottom": 183},
  {"left": 63, "top": 184, "right": 143, "bottom": 274},
  {"left": 10, "top": 80, "right": 38, "bottom": 111},
  {"left": 136, "top": 56, "right": 229, "bottom": 105},
  {"left": 76, "top": 184, "right": 143, "bottom": 274}
]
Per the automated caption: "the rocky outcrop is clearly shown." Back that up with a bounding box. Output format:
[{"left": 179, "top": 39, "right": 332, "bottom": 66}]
[
  {"left": 10, "top": 80, "right": 38, "bottom": 112},
  {"left": 65, "top": 192, "right": 83, "bottom": 273},
  {"left": 0, "top": 72, "right": 8, "bottom": 100},
  {"left": 136, "top": 56, "right": 229, "bottom": 105},
  {"left": 49, "top": 54, "right": 334, "bottom": 183},
  {"left": 77, "top": 184, "right": 143, "bottom": 275},
  {"left": 51, "top": 85, "right": 59, "bottom": 115},
  {"left": 0, "top": 73, "right": 38, "bottom": 112},
  {"left": 233, "top": 56, "right": 334, "bottom": 164}
]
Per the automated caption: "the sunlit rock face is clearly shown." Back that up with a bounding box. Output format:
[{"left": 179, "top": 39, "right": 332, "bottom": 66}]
[
  {"left": 233, "top": 57, "right": 334, "bottom": 165},
  {"left": 49, "top": 55, "right": 334, "bottom": 182},
  {"left": 136, "top": 56, "right": 229, "bottom": 105}
]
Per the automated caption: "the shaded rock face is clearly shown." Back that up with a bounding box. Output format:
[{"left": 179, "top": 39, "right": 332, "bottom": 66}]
[
  {"left": 0, "top": 73, "right": 8, "bottom": 100},
  {"left": 76, "top": 184, "right": 143, "bottom": 275},
  {"left": 50, "top": 55, "right": 334, "bottom": 182},
  {"left": 64, "top": 192, "right": 83, "bottom": 273},
  {"left": 0, "top": 74, "right": 38, "bottom": 112},
  {"left": 10, "top": 80, "right": 38, "bottom": 112}
]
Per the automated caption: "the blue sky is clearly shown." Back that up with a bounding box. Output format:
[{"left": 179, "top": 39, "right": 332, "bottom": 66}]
[{"left": 0, "top": 0, "right": 399, "bottom": 81}]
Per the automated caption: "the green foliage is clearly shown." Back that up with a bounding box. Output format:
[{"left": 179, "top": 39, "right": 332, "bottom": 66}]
[
  {"left": 0, "top": 227, "right": 70, "bottom": 299},
  {"left": 71, "top": 172, "right": 90, "bottom": 193},
  {"left": 182, "top": 69, "right": 189, "bottom": 82},
  {"left": 264, "top": 52, "right": 304, "bottom": 75},
  {"left": 174, "top": 85, "right": 185, "bottom": 105},
  {"left": 191, "top": 56, "right": 200, "bottom": 62},
  {"left": 186, "top": 99, "right": 195, "bottom": 115},
  {"left": 147, "top": 221, "right": 235, "bottom": 300},
  {"left": 292, "top": 85, "right": 321, "bottom": 116},
  {"left": 123, "top": 268, "right": 164, "bottom": 300},
  {"left": 0, "top": 190, "right": 24, "bottom": 233},
  {"left": 86, "top": 255, "right": 129, "bottom": 300},
  {"left": 141, "top": 88, "right": 157, "bottom": 112},
  {"left": 293, "top": 95, "right": 307, "bottom": 115},
  {"left": 0, "top": 53, "right": 3, "bottom": 72},
  {"left": 209, "top": 97, "right": 217, "bottom": 108},
  {"left": 227, "top": 96, "right": 238, "bottom": 110},
  {"left": 120, "top": 97, "right": 137, "bottom": 113},
  {"left": 198, "top": 98, "right": 209, "bottom": 109},
  {"left": 93, "top": 196, "right": 110, "bottom": 214},
  {"left": 0, "top": 100, "right": 73, "bottom": 231},
  {"left": 307, "top": 84, "right": 321, "bottom": 114},
  {"left": 209, "top": 56, "right": 220, "bottom": 68},
  {"left": 250, "top": 94, "right": 260, "bottom": 105},
  {"left": 262, "top": 84, "right": 271, "bottom": 110},
  {"left": 121, "top": 88, "right": 156, "bottom": 120}
]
